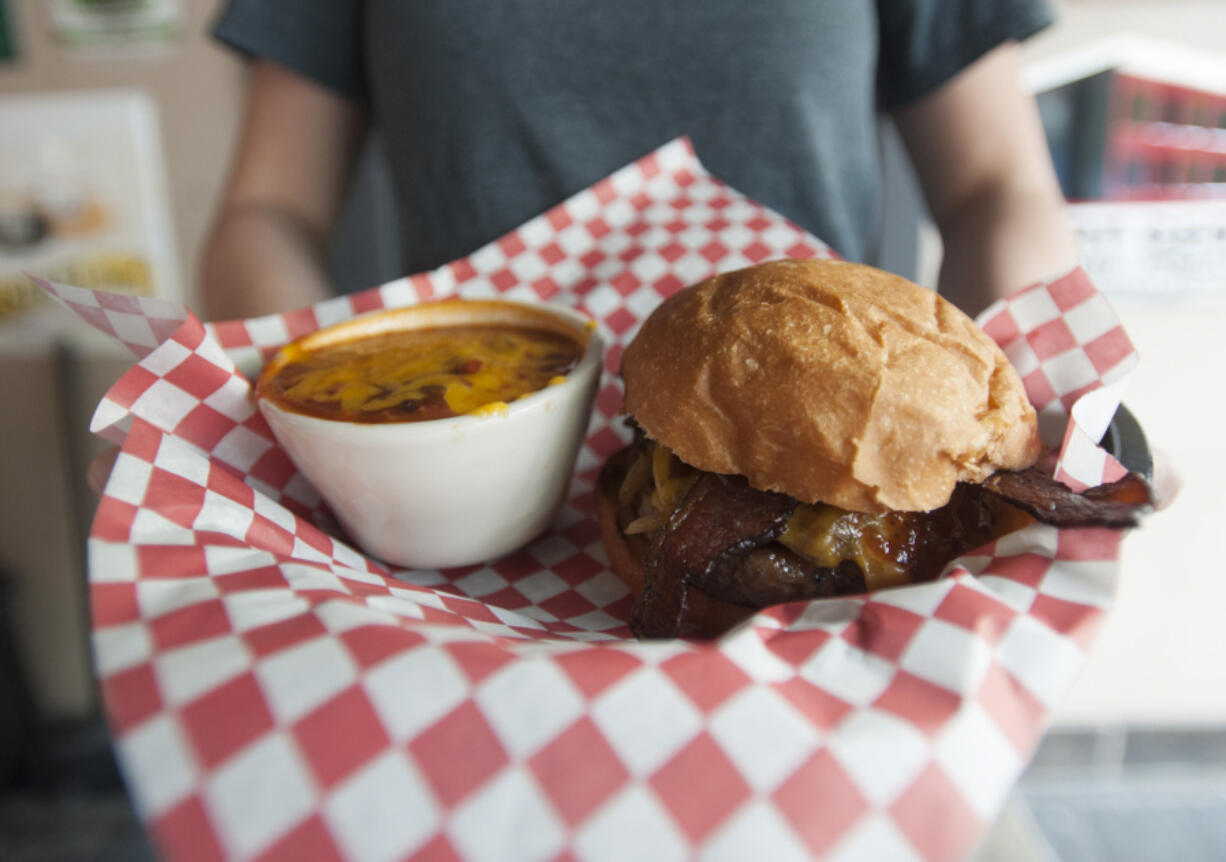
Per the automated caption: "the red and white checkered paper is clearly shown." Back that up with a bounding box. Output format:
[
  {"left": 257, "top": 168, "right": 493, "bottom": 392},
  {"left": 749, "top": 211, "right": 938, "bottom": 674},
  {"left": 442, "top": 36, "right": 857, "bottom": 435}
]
[{"left": 39, "top": 139, "right": 1140, "bottom": 862}]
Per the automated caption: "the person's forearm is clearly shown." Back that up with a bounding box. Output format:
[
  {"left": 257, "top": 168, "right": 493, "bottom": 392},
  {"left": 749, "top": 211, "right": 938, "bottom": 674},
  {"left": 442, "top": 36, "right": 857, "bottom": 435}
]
[
  {"left": 934, "top": 182, "right": 1078, "bottom": 317},
  {"left": 199, "top": 203, "right": 333, "bottom": 322}
]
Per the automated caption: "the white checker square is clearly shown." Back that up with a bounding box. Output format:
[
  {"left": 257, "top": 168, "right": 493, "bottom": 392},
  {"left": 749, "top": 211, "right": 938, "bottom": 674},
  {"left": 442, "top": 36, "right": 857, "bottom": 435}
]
[
  {"left": 701, "top": 799, "right": 811, "bottom": 862},
  {"left": 316, "top": 597, "right": 397, "bottom": 633},
  {"left": 898, "top": 619, "right": 993, "bottom": 696},
  {"left": 242, "top": 313, "right": 290, "bottom": 348},
  {"left": 448, "top": 767, "right": 565, "bottom": 862},
  {"left": 362, "top": 646, "right": 470, "bottom": 742},
  {"left": 509, "top": 249, "right": 548, "bottom": 283},
  {"left": 1006, "top": 287, "right": 1061, "bottom": 333},
  {"left": 108, "top": 452, "right": 153, "bottom": 506},
  {"left": 152, "top": 436, "right": 211, "bottom": 487},
  {"left": 90, "top": 539, "right": 138, "bottom": 583},
  {"left": 565, "top": 609, "right": 623, "bottom": 632},
  {"left": 203, "top": 544, "right": 276, "bottom": 576},
  {"left": 328, "top": 540, "right": 369, "bottom": 572},
  {"left": 205, "top": 731, "right": 317, "bottom": 860},
  {"left": 798, "top": 638, "right": 896, "bottom": 707},
  {"left": 557, "top": 223, "right": 595, "bottom": 256},
  {"left": 323, "top": 750, "right": 439, "bottom": 862},
  {"left": 828, "top": 813, "right": 924, "bottom": 862},
  {"left": 449, "top": 568, "right": 508, "bottom": 599},
  {"left": 719, "top": 626, "right": 797, "bottom": 683},
  {"left": 550, "top": 257, "right": 587, "bottom": 289},
  {"left": 975, "top": 576, "right": 1038, "bottom": 613},
  {"left": 313, "top": 295, "right": 361, "bottom": 329},
  {"left": 138, "top": 337, "right": 191, "bottom": 376},
  {"left": 709, "top": 687, "right": 821, "bottom": 793},
  {"left": 137, "top": 577, "right": 219, "bottom": 618},
  {"left": 130, "top": 508, "right": 197, "bottom": 546},
  {"left": 574, "top": 785, "right": 689, "bottom": 862},
  {"left": 575, "top": 570, "right": 629, "bottom": 607},
  {"left": 583, "top": 283, "right": 624, "bottom": 318},
  {"left": 869, "top": 579, "right": 953, "bottom": 618},
  {"left": 1041, "top": 347, "right": 1101, "bottom": 394},
  {"left": 155, "top": 635, "right": 252, "bottom": 707},
  {"left": 934, "top": 702, "right": 1023, "bottom": 820},
  {"left": 995, "top": 615, "right": 1084, "bottom": 708},
  {"left": 116, "top": 714, "right": 199, "bottom": 818},
  {"left": 627, "top": 284, "right": 665, "bottom": 320},
  {"left": 519, "top": 216, "right": 558, "bottom": 248},
  {"left": 255, "top": 635, "right": 358, "bottom": 724},
  {"left": 489, "top": 605, "right": 546, "bottom": 630},
  {"left": 505, "top": 568, "right": 566, "bottom": 603},
  {"left": 1003, "top": 337, "right": 1039, "bottom": 378},
  {"left": 629, "top": 249, "right": 671, "bottom": 282},
  {"left": 222, "top": 589, "right": 309, "bottom": 633},
  {"left": 289, "top": 535, "right": 332, "bottom": 565},
  {"left": 785, "top": 597, "right": 862, "bottom": 634},
  {"left": 375, "top": 277, "right": 416, "bottom": 309},
  {"left": 591, "top": 667, "right": 703, "bottom": 776},
  {"left": 524, "top": 534, "right": 578, "bottom": 568},
  {"left": 105, "top": 309, "right": 158, "bottom": 351},
  {"left": 826, "top": 709, "right": 930, "bottom": 807},
  {"left": 93, "top": 622, "right": 153, "bottom": 677},
  {"left": 994, "top": 523, "right": 1059, "bottom": 559},
  {"left": 251, "top": 492, "right": 298, "bottom": 534},
  {"left": 475, "top": 659, "right": 585, "bottom": 759},
  {"left": 1064, "top": 293, "right": 1119, "bottom": 343},
  {"left": 469, "top": 242, "right": 509, "bottom": 275},
  {"left": 211, "top": 424, "right": 274, "bottom": 472},
  {"left": 1038, "top": 558, "right": 1117, "bottom": 609},
  {"left": 363, "top": 593, "right": 425, "bottom": 623}
]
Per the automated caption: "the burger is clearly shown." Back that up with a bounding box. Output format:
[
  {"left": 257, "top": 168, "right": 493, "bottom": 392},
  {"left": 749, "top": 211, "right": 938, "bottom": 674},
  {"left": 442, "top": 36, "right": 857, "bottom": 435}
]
[{"left": 596, "top": 259, "right": 1151, "bottom": 638}]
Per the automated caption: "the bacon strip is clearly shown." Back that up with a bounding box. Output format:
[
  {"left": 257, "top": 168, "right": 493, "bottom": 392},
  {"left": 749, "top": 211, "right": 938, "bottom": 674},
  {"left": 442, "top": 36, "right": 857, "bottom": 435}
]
[{"left": 981, "top": 466, "right": 1154, "bottom": 528}]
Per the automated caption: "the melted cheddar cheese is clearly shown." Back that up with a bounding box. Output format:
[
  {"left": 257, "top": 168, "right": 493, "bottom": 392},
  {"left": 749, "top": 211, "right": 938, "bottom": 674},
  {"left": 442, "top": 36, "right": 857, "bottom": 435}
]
[{"left": 265, "top": 324, "right": 583, "bottom": 423}]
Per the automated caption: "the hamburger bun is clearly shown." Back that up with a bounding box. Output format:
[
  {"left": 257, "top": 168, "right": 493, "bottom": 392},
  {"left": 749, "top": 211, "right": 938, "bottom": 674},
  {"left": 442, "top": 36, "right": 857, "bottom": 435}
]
[{"left": 620, "top": 258, "right": 1040, "bottom": 514}]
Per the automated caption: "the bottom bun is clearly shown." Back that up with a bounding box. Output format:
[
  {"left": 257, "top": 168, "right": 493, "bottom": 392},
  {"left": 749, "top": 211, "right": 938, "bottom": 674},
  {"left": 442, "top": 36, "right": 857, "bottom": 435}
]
[{"left": 597, "top": 447, "right": 756, "bottom": 637}]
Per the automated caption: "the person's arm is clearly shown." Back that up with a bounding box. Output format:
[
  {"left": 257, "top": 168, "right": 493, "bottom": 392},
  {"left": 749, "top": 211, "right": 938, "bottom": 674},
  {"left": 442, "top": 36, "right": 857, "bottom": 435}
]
[
  {"left": 891, "top": 41, "right": 1077, "bottom": 317},
  {"left": 200, "top": 59, "right": 369, "bottom": 321}
]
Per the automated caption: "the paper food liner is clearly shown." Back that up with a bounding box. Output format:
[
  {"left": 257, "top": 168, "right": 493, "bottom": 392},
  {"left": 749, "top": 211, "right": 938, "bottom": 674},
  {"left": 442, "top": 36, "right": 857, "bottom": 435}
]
[{"left": 39, "top": 139, "right": 1140, "bottom": 862}]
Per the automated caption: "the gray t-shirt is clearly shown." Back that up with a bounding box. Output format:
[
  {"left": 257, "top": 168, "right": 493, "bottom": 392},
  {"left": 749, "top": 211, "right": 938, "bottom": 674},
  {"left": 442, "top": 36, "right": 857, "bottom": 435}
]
[{"left": 215, "top": 0, "right": 1052, "bottom": 278}]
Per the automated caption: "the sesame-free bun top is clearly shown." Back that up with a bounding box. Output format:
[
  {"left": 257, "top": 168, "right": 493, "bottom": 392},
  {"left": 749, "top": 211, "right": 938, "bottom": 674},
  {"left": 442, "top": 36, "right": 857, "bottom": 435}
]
[{"left": 620, "top": 259, "right": 1040, "bottom": 513}]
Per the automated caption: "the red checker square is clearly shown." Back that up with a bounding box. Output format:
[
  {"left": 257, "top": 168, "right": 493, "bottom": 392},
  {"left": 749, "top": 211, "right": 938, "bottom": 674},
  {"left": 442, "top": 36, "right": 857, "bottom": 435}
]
[
  {"left": 638, "top": 152, "right": 662, "bottom": 178},
  {"left": 410, "top": 835, "right": 462, "bottom": 862},
  {"left": 873, "top": 670, "right": 961, "bottom": 737},
  {"left": 708, "top": 194, "right": 732, "bottom": 210},
  {"left": 92, "top": 582, "right": 141, "bottom": 628},
  {"left": 444, "top": 641, "right": 516, "bottom": 685},
  {"left": 593, "top": 177, "right": 618, "bottom": 204},
  {"left": 1085, "top": 326, "right": 1134, "bottom": 375},
  {"left": 933, "top": 581, "right": 1017, "bottom": 644},
  {"left": 774, "top": 677, "right": 853, "bottom": 731},
  {"left": 256, "top": 815, "right": 344, "bottom": 862},
  {"left": 1029, "top": 595, "right": 1102, "bottom": 650},
  {"left": 661, "top": 652, "right": 751, "bottom": 712},
  {"left": 603, "top": 343, "right": 624, "bottom": 374},
  {"left": 69, "top": 302, "right": 115, "bottom": 336},
  {"left": 618, "top": 244, "right": 644, "bottom": 263},
  {"left": 1056, "top": 526, "right": 1122, "bottom": 562},
  {"left": 205, "top": 461, "right": 255, "bottom": 506},
  {"left": 138, "top": 545, "right": 209, "bottom": 580},
  {"left": 740, "top": 240, "right": 772, "bottom": 263},
  {"left": 408, "top": 273, "right": 435, "bottom": 301},
  {"left": 580, "top": 250, "right": 606, "bottom": 269},
  {"left": 492, "top": 550, "right": 542, "bottom": 582},
  {"left": 539, "top": 242, "right": 566, "bottom": 265},
  {"left": 126, "top": 419, "right": 165, "bottom": 461},
  {"left": 480, "top": 586, "right": 532, "bottom": 611},
  {"left": 785, "top": 241, "right": 815, "bottom": 259},
  {"left": 664, "top": 217, "right": 688, "bottom": 234},
  {"left": 625, "top": 220, "right": 649, "bottom": 237},
  {"left": 450, "top": 258, "right": 478, "bottom": 283},
  {"left": 539, "top": 590, "right": 598, "bottom": 620},
  {"left": 293, "top": 685, "right": 389, "bottom": 788},
  {"left": 746, "top": 215, "right": 772, "bottom": 231},
  {"left": 212, "top": 319, "right": 254, "bottom": 349},
  {"left": 349, "top": 287, "right": 385, "bottom": 314},
  {"left": 151, "top": 796, "right": 226, "bottom": 862},
  {"left": 841, "top": 601, "right": 925, "bottom": 663},
  {"left": 341, "top": 624, "right": 425, "bottom": 670},
  {"left": 547, "top": 207, "right": 573, "bottom": 230},
  {"left": 975, "top": 661, "right": 1045, "bottom": 755},
  {"left": 653, "top": 273, "right": 685, "bottom": 298},
  {"left": 150, "top": 600, "right": 232, "bottom": 651},
  {"left": 554, "top": 648, "right": 642, "bottom": 699},
  {"left": 1058, "top": 379, "right": 1104, "bottom": 414},
  {"left": 498, "top": 232, "right": 527, "bottom": 257},
  {"left": 294, "top": 522, "right": 335, "bottom": 558},
  {"left": 532, "top": 276, "right": 561, "bottom": 300},
  {"left": 92, "top": 496, "right": 138, "bottom": 543},
  {"left": 281, "top": 306, "right": 320, "bottom": 340},
  {"left": 985, "top": 551, "right": 1051, "bottom": 589},
  {"left": 603, "top": 308, "right": 638, "bottom": 335},
  {"left": 979, "top": 308, "right": 1021, "bottom": 349},
  {"left": 175, "top": 404, "right": 238, "bottom": 453},
  {"left": 164, "top": 353, "right": 234, "bottom": 399},
  {"left": 440, "top": 595, "right": 502, "bottom": 625},
  {"left": 668, "top": 194, "right": 693, "bottom": 211},
  {"left": 551, "top": 551, "right": 604, "bottom": 586},
  {"left": 529, "top": 716, "right": 629, "bottom": 825},
  {"left": 101, "top": 662, "right": 163, "bottom": 733},
  {"left": 214, "top": 565, "right": 289, "bottom": 594},
  {"left": 585, "top": 427, "right": 628, "bottom": 459},
  {"left": 595, "top": 381, "right": 624, "bottom": 418},
  {"left": 248, "top": 446, "right": 299, "bottom": 490},
  {"left": 97, "top": 290, "right": 143, "bottom": 313},
  {"left": 490, "top": 268, "right": 518, "bottom": 292},
  {"left": 1026, "top": 317, "right": 1078, "bottom": 361},
  {"left": 108, "top": 365, "right": 159, "bottom": 410},
  {"left": 410, "top": 700, "right": 509, "bottom": 807},
  {"left": 1021, "top": 368, "right": 1058, "bottom": 412},
  {"left": 704, "top": 217, "right": 730, "bottom": 232},
  {"left": 890, "top": 763, "right": 982, "bottom": 862},
  {"left": 610, "top": 271, "right": 641, "bottom": 296},
  {"left": 180, "top": 672, "right": 275, "bottom": 769},
  {"left": 245, "top": 515, "right": 296, "bottom": 557},
  {"left": 585, "top": 217, "right": 611, "bottom": 240},
  {"left": 771, "top": 748, "right": 868, "bottom": 857},
  {"left": 561, "top": 517, "right": 602, "bottom": 549},
  {"left": 142, "top": 468, "right": 207, "bottom": 529},
  {"left": 765, "top": 628, "right": 832, "bottom": 667},
  {"left": 675, "top": 169, "right": 697, "bottom": 187},
  {"left": 1047, "top": 266, "right": 1097, "bottom": 311},
  {"left": 630, "top": 192, "right": 652, "bottom": 210},
  {"left": 700, "top": 240, "right": 729, "bottom": 263},
  {"left": 244, "top": 613, "right": 328, "bottom": 659},
  {"left": 164, "top": 315, "right": 201, "bottom": 349},
  {"left": 649, "top": 732, "right": 751, "bottom": 843}
]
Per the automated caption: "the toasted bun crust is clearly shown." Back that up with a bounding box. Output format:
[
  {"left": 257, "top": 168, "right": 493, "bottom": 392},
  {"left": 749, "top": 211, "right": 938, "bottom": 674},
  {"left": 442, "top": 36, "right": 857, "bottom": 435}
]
[
  {"left": 596, "top": 449, "right": 753, "bottom": 637},
  {"left": 620, "top": 259, "right": 1040, "bottom": 513}
]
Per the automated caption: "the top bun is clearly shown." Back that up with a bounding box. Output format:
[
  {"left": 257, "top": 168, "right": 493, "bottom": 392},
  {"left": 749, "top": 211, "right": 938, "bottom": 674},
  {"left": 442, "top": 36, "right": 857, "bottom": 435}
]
[{"left": 620, "top": 259, "right": 1040, "bottom": 513}]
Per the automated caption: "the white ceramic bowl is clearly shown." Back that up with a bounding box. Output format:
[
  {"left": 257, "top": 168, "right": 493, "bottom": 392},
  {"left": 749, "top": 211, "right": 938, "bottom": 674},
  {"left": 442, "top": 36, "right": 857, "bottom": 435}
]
[{"left": 255, "top": 298, "right": 604, "bottom": 569}]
